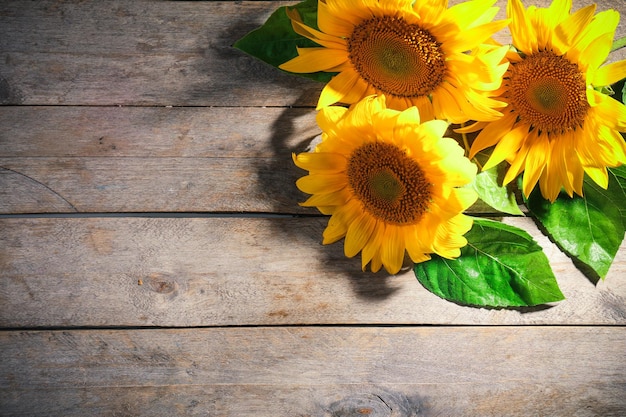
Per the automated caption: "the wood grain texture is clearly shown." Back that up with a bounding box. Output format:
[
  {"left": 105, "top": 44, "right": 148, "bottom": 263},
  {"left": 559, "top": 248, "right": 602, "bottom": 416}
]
[
  {"left": 1, "top": 326, "right": 625, "bottom": 416},
  {"left": 0, "top": 106, "right": 497, "bottom": 214},
  {"left": 1, "top": 216, "right": 624, "bottom": 328},
  {"left": 0, "top": 0, "right": 624, "bottom": 107},
  {"left": 0, "top": 106, "right": 319, "bottom": 214},
  {"left": 0, "top": 0, "right": 323, "bottom": 106},
  {"left": 1, "top": 1, "right": 626, "bottom": 415}
]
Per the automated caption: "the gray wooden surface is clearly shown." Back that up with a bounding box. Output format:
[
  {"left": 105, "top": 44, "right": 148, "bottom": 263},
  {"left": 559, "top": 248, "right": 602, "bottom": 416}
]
[{"left": 1, "top": 1, "right": 625, "bottom": 416}]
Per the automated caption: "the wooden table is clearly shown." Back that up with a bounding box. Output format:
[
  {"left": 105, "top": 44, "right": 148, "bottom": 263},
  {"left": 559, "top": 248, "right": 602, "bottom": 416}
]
[{"left": 1, "top": 1, "right": 625, "bottom": 415}]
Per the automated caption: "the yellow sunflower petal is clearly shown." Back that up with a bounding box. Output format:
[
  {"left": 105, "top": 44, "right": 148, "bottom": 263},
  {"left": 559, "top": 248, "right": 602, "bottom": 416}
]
[
  {"left": 563, "top": 144, "right": 585, "bottom": 196},
  {"left": 542, "top": 176, "right": 565, "bottom": 201},
  {"left": 433, "top": 217, "right": 470, "bottom": 258},
  {"left": 462, "top": 88, "right": 506, "bottom": 121},
  {"left": 381, "top": 225, "right": 405, "bottom": 274},
  {"left": 541, "top": 136, "right": 572, "bottom": 199},
  {"left": 577, "top": 32, "right": 614, "bottom": 73},
  {"left": 456, "top": 121, "right": 487, "bottom": 134},
  {"left": 340, "top": 77, "right": 371, "bottom": 105},
  {"left": 287, "top": 11, "right": 347, "bottom": 49},
  {"left": 361, "top": 222, "right": 384, "bottom": 271},
  {"left": 503, "top": 142, "right": 529, "bottom": 186},
  {"left": 279, "top": 48, "right": 348, "bottom": 73},
  {"left": 412, "top": 0, "right": 446, "bottom": 26},
  {"left": 322, "top": 0, "right": 373, "bottom": 29},
  {"left": 469, "top": 113, "right": 516, "bottom": 159},
  {"left": 344, "top": 94, "right": 381, "bottom": 128},
  {"left": 584, "top": 166, "right": 609, "bottom": 189},
  {"left": 374, "top": 0, "right": 414, "bottom": 17},
  {"left": 507, "top": 0, "right": 537, "bottom": 53},
  {"left": 590, "top": 91, "right": 626, "bottom": 130},
  {"left": 430, "top": 0, "right": 494, "bottom": 40},
  {"left": 446, "top": 0, "right": 498, "bottom": 29},
  {"left": 344, "top": 212, "right": 377, "bottom": 258},
  {"left": 435, "top": 141, "right": 478, "bottom": 185},
  {"left": 293, "top": 152, "right": 347, "bottom": 173},
  {"left": 432, "top": 84, "right": 466, "bottom": 123},
  {"left": 301, "top": 188, "right": 350, "bottom": 208},
  {"left": 414, "top": 119, "right": 449, "bottom": 146},
  {"left": 575, "top": 9, "right": 619, "bottom": 50},
  {"left": 411, "top": 96, "right": 436, "bottom": 122},
  {"left": 593, "top": 61, "right": 626, "bottom": 88},
  {"left": 452, "top": 187, "right": 479, "bottom": 212},
  {"left": 529, "top": 0, "right": 571, "bottom": 46},
  {"left": 317, "top": 0, "right": 361, "bottom": 36},
  {"left": 547, "top": 0, "right": 571, "bottom": 23},
  {"left": 322, "top": 199, "right": 362, "bottom": 244},
  {"left": 296, "top": 173, "right": 347, "bottom": 195},
  {"left": 405, "top": 228, "right": 431, "bottom": 264},
  {"left": 317, "top": 105, "right": 349, "bottom": 133},
  {"left": 482, "top": 124, "right": 528, "bottom": 170},
  {"left": 444, "top": 20, "right": 510, "bottom": 53},
  {"left": 598, "top": 126, "right": 626, "bottom": 165},
  {"left": 553, "top": 3, "right": 595, "bottom": 54},
  {"left": 394, "top": 106, "right": 421, "bottom": 136},
  {"left": 551, "top": 136, "right": 574, "bottom": 191},
  {"left": 522, "top": 135, "right": 549, "bottom": 198},
  {"left": 317, "top": 69, "right": 361, "bottom": 109},
  {"left": 369, "top": 251, "right": 384, "bottom": 273},
  {"left": 529, "top": 10, "right": 549, "bottom": 50},
  {"left": 449, "top": 46, "right": 509, "bottom": 90}
]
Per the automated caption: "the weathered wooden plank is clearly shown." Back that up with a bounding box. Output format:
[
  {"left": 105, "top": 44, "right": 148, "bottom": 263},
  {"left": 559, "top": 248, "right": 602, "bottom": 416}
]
[
  {"left": 0, "top": 157, "right": 306, "bottom": 213},
  {"left": 1, "top": 0, "right": 624, "bottom": 106},
  {"left": 0, "top": 106, "right": 319, "bottom": 158},
  {"left": 1, "top": 326, "right": 625, "bottom": 416},
  {"left": 0, "top": 0, "right": 322, "bottom": 106},
  {"left": 1, "top": 216, "right": 624, "bottom": 327},
  {"left": 0, "top": 106, "right": 499, "bottom": 214},
  {"left": 0, "top": 106, "right": 318, "bottom": 213}
]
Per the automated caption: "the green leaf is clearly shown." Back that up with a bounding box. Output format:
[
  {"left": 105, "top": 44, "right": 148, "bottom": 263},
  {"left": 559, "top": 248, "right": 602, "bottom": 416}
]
[
  {"left": 471, "top": 165, "right": 523, "bottom": 215},
  {"left": 526, "top": 175, "right": 625, "bottom": 281},
  {"left": 594, "top": 168, "right": 626, "bottom": 229},
  {"left": 609, "top": 165, "right": 626, "bottom": 192},
  {"left": 233, "top": 0, "right": 335, "bottom": 83},
  {"left": 414, "top": 218, "right": 563, "bottom": 307}
]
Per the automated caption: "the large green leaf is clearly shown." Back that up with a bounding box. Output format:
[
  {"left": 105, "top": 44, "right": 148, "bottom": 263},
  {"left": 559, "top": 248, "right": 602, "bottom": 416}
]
[
  {"left": 233, "top": 0, "right": 335, "bottom": 83},
  {"left": 610, "top": 166, "right": 626, "bottom": 195},
  {"left": 414, "top": 218, "right": 563, "bottom": 307},
  {"left": 526, "top": 175, "right": 625, "bottom": 281},
  {"left": 594, "top": 168, "right": 626, "bottom": 229},
  {"left": 471, "top": 165, "right": 523, "bottom": 215}
]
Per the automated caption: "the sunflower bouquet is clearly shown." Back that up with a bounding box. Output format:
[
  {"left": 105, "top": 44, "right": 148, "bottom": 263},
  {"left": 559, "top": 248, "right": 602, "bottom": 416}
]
[{"left": 235, "top": 0, "right": 626, "bottom": 308}]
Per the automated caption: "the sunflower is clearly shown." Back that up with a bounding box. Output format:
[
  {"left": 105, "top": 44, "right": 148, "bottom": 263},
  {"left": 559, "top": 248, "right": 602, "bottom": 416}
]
[
  {"left": 279, "top": 0, "right": 509, "bottom": 123},
  {"left": 293, "top": 95, "right": 477, "bottom": 274},
  {"left": 468, "top": 0, "right": 626, "bottom": 202}
]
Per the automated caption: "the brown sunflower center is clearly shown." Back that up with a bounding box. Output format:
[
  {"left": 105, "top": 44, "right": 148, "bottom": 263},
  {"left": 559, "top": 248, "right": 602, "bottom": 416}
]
[
  {"left": 507, "top": 50, "right": 588, "bottom": 134},
  {"left": 347, "top": 16, "right": 446, "bottom": 98},
  {"left": 347, "top": 141, "right": 432, "bottom": 224}
]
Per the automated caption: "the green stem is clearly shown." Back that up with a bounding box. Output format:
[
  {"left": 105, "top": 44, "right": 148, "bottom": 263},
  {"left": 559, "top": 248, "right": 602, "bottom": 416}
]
[
  {"left": 459, "top": 123, "right": 483, "bottom": 170},
  {"left": 460, "top": 124, "right": 471, "bottom": 156},
  {"left": 473, "top": 157, "right": 483, "bottom": 171}
]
